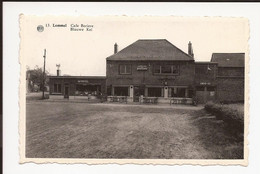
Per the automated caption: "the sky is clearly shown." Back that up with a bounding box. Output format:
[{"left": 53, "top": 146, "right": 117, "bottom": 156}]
[{"left": 21, "top": 16, "right": 248, "bottom": 76}]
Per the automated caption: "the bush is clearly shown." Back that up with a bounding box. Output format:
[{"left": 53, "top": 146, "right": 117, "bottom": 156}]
[
  {"left": 205, "top": 102, "right": 223, "bottom": 119},
  {"left": 220, "top": 100, "right": 244, "bottom": 104},
  {"left": 204, "top": 102, "right": 244, "bottom": 137}
]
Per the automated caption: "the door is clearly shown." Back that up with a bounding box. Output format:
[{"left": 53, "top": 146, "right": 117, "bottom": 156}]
[
  {"left": 64, "top": 85, "right": 69, "bottom": 99},
  {"left": 134, "top": 86, "right": 140, "bottom": 102},
  {"left": 196, "top": 86, "right": 215, "bottom": 104},
  {"left": 206, "top": 86, "right": 216, "bottom": 102},
  {"left": 134, "top": 86, "right": 145, "bottom": 102}
]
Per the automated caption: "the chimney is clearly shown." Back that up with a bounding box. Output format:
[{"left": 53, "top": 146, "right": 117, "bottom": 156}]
[
  {"left": 188, "top": 41, "right": 194, "bottom": 57},
  {"left": 57, "top": 70, "right": 61, "bottom": 76},
  {"left": 56, "top": 64, "right": 61, "bottom": 76},
  {"left": 114, "top": 43, "right": 118, "bottom": 54}
]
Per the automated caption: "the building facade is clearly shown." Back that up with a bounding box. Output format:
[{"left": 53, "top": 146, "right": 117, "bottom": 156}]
[
  {"left": 106, "top": 39, "right": 198, "bottom": 104},
  {"left": 48, "top": 75, "right": 106, "bottom": 100},
  {"left": 48, "top": 39, "right": 245, "bottom": 104},
  {"left": 211, "top": 53, "right": 245, "bottom": 103},
  {"left": 106, "top": 39, "right": 244, "bottom": 104},
  {"left": 194, "top": 62, "right": 218, "bottom": 103}
]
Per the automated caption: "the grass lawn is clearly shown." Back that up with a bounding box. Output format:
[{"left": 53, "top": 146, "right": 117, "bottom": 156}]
[{"left": 26, "top": 101, "right": 243, "bottom": 159}]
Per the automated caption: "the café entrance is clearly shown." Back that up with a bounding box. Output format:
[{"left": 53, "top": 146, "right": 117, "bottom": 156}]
[{"left": 133, "top": 86, "right": 144, "bottom": 102}]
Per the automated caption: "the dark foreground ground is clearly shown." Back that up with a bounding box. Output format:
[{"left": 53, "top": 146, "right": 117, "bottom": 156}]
[{"left": 26, "top": 97, "right": 243, "bottom": 159}]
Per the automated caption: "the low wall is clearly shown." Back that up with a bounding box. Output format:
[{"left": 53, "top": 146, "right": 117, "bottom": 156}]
[
  {"left": 49, "top": 95, "right": 99, "bottom": 101},
  {"left": 71, "top": 96, "right": 98, "bottom": 100},
  {"left": 107, "top": 96, "right": 128, "bottom": 103},
  {"left": 49, "top": 95, "right": 192, "bottom": 105},
  {"left": 157, "top": 98, "right": 169, "bottom": 104},
  {"left": 49, "top": 95, "right": 64, "bottom": 100},
  {"left": 171, "top": 98, "right": 193, "bottom": 104},
  {"left": 140, "top": 97, "right": 192, "bottom": 105},
  {"left": 127, "top": 97, "right": 133, "bottom": 103}
]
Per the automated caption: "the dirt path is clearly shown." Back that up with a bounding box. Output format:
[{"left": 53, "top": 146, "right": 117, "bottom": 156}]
[{"left": 26, "top": 101, "right": 243, "bottom": 159}]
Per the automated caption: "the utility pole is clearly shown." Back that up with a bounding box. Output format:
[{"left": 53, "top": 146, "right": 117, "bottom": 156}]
[{"left": 42, "top": 49, "right": 46, "bottom": 99}]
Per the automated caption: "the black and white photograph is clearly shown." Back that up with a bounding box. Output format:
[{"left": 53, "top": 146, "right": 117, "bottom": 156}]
[
  {"left": 5, "top": 2, "right": 260, "bottom": 174},
  {"left": 19, "top": 15, "right": 248, "bottom": 165}
]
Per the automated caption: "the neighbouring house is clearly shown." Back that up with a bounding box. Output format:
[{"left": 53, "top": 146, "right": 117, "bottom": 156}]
[
  {"left": 48, "top": 69, "right": 106, "bottom": 100},
  {"left": 211, "top": 53, "right": 245, "bottom": 103}
]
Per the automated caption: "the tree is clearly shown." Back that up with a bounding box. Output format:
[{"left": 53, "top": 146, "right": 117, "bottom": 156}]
[{"left": 27, "top": 65, "right": 50, "bottom": 92}]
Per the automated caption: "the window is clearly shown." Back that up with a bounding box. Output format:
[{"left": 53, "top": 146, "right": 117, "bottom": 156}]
[
  {"left": 154, "top": 65, "right": 179, "bottom": 75},
  {"left": 207, "top": 86, "right": 215, "bottom": 91},
  {"left": 114, "top": 87, "right": 128, "bottom": 96},
  {"left": 154, "top": 65, "right": 161, "bottom": 74},
  {"left": 148, "top": 87, "right": 162, "bottom": 97},
  {"left": 119, "top": 64, "right": 131, "bottom": 74},
  {"left": 196, "top": 86, "right": 205, "bottom": 91},
  {"left": 172, "top": 66, "right": 178, "bottom": 74},
  {"left": 171, "top": 87, "right": 187, "bottom": 97},
  {"left": 75, "top": 84, "right": 101, "bottom": 96},
  {"left": 195, "top": 65, "right": 215, "bottom": 75},
  {"left": 161, "top": 65, "right": 171, "bottom": 74},
  {"left": 176, "top": 88, "right": 186, "bottom": 97},
  {"left": 54, "top": 84, "right": 61, "bottom": 93}
]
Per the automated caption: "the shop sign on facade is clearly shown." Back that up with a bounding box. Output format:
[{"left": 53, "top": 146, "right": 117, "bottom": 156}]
[
  {"left": 78, "top": 80, "right": 89, "bottom": 83},
  {"left": 137, "top": 65, "right": 148, "bottom": 71},
  {"left": 200, "top": 82, "right": 211, "bottom": 85}
]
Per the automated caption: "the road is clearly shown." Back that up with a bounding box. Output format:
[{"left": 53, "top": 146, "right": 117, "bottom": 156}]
[{"left": 26, "top": 101, "right": 243, "bottom": 159}]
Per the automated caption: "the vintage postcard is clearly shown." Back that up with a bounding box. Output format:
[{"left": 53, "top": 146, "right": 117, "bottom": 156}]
[{"left": 19, "top": 15, "right": 249, "bottom": 165}]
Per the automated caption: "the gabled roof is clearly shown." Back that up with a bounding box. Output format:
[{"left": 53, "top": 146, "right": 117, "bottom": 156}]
[
  {"left": 211, "top": 53, "right": 245, "bottom": 67},
  {"left": 107, "top": 39, "right": 194, "bottom": 61}
]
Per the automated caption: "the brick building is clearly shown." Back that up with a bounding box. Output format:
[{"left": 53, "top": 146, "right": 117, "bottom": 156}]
[
  {"left": 49, "top": 75, "right": 106, "bottom": 100},
  {"left": 211, "top": 53, "right": 245, "bottom": 103},
  {"left": 106, "top": 39, "right": 244, "bottom": 104},
  {"left": 48, "top": 39, "right": 244, "bottom": 104},
  {"left": 107, "top": 39, "right": 197, "bottom": 104},
  {"left": 194, "top": 62, "right": 218, "bottom": 103}
]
